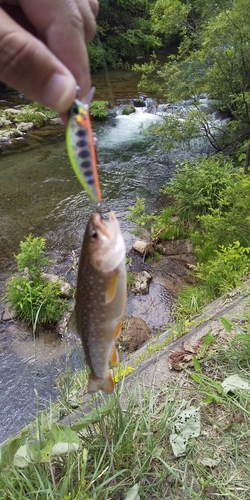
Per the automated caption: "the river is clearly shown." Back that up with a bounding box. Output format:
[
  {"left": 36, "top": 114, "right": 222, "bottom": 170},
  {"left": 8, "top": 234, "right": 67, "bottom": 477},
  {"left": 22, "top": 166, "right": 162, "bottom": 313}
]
[{"left": 0, "top": 68, "right": 179, "bottom": 443}]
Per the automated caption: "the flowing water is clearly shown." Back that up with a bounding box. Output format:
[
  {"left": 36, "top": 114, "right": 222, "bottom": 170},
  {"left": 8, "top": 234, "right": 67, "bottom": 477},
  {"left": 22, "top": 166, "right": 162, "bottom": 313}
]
[
  {"left": 0, "top": 68, "right": 222, "bottom": 442},
  {"left": 0, "top": 70, "right": 178, "bottom": 442}
]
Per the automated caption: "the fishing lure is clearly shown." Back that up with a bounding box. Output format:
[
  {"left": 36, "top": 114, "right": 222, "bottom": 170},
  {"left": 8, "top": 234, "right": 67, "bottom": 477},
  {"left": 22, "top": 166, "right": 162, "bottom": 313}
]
[{"left": 66, "top": 87, "right": 102, "bottom": 203}]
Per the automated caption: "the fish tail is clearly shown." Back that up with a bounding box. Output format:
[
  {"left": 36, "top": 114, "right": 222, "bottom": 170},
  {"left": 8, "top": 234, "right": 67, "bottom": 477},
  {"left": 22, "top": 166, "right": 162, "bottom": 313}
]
[{"left": 88, "top": 371, "right": 115, "bottom": 394}]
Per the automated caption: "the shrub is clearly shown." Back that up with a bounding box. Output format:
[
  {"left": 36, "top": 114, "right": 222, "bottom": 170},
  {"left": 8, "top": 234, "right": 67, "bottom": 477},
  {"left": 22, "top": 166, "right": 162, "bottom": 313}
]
[
  {"left": 90, "top": 101, "right": 109, "bottom": 119},
  {"left": 162, "top": 154, "right": 238, "bottom": 221},
  {"left": 5, "top": 235, "right": 67, "bottom": 330},
  {"left": 196, "top": 241, "right": 250, "bottom": 297},
  {"left": 121, "top": 105, "right": 136, "bottom": 115}
]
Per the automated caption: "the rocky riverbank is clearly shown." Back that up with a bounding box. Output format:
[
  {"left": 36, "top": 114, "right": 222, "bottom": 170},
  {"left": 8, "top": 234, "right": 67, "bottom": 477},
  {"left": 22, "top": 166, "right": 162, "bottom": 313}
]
[{"left": 0, "top": 103, "right": 64, "bottom": 151}]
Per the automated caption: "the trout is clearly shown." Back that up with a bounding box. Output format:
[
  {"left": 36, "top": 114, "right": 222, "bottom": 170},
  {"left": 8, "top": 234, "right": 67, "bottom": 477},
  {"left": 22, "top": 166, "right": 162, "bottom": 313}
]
[{"left": 68, "top": 211, "right": 126, "bottom": 394}]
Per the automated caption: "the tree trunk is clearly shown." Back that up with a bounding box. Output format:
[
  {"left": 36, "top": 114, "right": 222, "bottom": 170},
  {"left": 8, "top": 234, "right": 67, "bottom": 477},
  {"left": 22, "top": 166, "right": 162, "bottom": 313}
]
[{"left": 244, "top": 141, "right": 250, "bottom": 174}]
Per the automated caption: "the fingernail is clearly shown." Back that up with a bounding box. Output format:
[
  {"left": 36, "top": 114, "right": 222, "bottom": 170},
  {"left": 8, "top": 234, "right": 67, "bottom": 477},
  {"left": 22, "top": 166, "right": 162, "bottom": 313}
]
[{"left": 42, "top": 73, "right": 76, "bottom": 113}]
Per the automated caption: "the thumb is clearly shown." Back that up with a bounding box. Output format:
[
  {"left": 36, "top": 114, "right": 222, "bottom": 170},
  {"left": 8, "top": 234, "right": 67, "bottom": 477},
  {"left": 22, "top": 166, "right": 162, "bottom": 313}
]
[{"left": 0, "top": 8, "right": 76, "bottom": 113}]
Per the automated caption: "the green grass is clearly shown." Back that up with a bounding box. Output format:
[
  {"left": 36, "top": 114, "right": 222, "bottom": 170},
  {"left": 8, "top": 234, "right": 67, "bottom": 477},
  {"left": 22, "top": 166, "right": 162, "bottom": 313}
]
[{"left": 1, "top": 309, "right": 250, "bottom": 499}]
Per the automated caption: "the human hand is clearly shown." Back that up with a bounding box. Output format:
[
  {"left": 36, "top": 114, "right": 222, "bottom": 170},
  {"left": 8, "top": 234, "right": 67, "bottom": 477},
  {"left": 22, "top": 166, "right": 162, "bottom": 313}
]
[{"left": 0, "top": 0, "right": 98, "bottom": 119}]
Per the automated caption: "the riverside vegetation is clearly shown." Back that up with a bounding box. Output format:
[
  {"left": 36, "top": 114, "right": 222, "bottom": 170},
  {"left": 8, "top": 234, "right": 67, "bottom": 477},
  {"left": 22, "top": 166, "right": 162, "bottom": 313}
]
[
  {"left": 1, "top": 0, "right": 250, "bottom": 497},
  {"left": 5, "top": 235, "right": 68, "bottom": 334},
  {"left": 1, "top": 312, "right": 250, "bottom": 499}
]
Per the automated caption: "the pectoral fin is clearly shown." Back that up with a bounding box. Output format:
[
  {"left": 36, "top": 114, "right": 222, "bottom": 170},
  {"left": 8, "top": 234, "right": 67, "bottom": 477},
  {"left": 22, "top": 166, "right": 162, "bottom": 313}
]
[
  {"left": 68, "top": 310, "right": 78, "bottom": 336},
  {"left": 114, "top": 321, "right": 122, "bottom": 339},
  {"left": 105, "top": 272, "right": 119, "bottom": 304},
  {"left": 110, "top": 345, "right": 119, "bottom": 366}
]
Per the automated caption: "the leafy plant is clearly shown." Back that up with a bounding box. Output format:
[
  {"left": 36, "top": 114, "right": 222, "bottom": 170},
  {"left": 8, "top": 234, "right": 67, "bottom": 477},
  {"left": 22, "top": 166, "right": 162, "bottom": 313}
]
[
  {"left": 196, "top": 241, "right": 250, "bottom": 297},
  {"left": 127, "top": 273, "right": 136, "bottom": 288},
  {"left": 90, "top": 100, "right": 109, "bottom": 119},
  {"left": 121, "top": 105, "right": 135, "bottom": 115},
  {"left": 15, "top": 235, "right": 50, "bottom": 280},
  {"left": 5, "top": 235, "right": 67, "bottom": 330}
]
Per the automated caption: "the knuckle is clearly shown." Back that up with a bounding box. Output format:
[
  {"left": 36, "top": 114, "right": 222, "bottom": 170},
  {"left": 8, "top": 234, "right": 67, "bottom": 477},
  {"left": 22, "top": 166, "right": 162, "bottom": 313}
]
[{"left": 0, "top": 31, "right": 30, "bottom": 82}]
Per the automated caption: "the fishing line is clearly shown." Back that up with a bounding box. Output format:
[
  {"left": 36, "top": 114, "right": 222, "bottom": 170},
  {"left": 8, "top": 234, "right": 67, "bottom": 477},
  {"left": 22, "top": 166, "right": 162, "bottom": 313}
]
[{"left": 94, "top": 31, "right": 115, "bottom": 107}]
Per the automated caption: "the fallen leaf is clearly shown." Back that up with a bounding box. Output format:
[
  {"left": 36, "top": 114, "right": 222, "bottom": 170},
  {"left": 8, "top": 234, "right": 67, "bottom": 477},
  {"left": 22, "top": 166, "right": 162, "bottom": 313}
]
[
  {"left": 200, "top": 457, "right": 221, "bottom": 468},
  {"left": 170, "top": 406, "right": 200, "bottom": 457},
  {"left": 221, "top": 374, "right": 250, "bottom": 394},
  {"left": 182, "top": 341, "right": 202, "bottom": 354},
  {"left": 168, "top": 351, "right": 193, "bottom": 370},
  {"left": 124, "top": 484, "right": 140, "bottom": 500}
]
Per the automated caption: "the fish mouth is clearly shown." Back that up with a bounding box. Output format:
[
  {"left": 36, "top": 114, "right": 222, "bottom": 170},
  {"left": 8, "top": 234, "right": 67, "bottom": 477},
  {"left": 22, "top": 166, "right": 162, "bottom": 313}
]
[{"left": 93, "top": 212, "right": 111, "bottom": 239}]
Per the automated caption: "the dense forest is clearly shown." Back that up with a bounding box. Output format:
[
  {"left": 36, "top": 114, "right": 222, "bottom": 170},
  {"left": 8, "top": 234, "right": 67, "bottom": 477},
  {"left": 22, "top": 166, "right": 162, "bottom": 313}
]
[
  {"left": 95, "top": 0, "right": 250, "bottom": 318},
  {"left": 91, "top": 0, "right": 250, "bottom": 165}
]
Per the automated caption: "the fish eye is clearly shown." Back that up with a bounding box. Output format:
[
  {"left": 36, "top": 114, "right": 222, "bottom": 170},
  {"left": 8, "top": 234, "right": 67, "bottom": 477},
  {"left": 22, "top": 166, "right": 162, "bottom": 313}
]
[{"left": 91, "top": 231, "right": 98, "bottom": 240}]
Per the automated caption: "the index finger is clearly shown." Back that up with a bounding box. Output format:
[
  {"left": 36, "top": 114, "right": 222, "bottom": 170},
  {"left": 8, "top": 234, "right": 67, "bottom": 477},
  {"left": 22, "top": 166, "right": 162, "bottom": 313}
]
[{"left": 19, "top": 0, "right": 97, "bottom": 98}]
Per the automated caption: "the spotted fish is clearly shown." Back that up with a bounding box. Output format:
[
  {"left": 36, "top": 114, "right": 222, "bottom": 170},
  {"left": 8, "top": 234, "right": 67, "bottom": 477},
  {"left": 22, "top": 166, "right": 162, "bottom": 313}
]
[
  {"left": 66, "top": 88, "right": 102, "bottom": 203},
  {"left": 68, "top": 211, "right": 127, "bottom": 394}
]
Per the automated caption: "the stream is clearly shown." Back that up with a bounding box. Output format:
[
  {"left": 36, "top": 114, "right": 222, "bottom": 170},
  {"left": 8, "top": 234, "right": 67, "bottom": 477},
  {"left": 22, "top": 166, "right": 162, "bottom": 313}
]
[{"left": 0, "top": 68, "right": 220, "bottom": 443}]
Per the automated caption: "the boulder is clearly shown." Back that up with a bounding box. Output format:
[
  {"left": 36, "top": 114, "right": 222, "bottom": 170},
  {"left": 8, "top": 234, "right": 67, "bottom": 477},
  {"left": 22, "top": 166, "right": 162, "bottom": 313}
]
[
  {"left": 17, "top": 122, "right": 34, "bottom": 132},
  {"left": 41, "top": 273, "right": 73, "bottom": 298},
  {"left": 133, "top": 240, "right": 152, "bottom": 256},
  {"left": 131, "top": 271, "right": 152, "bottom": 295},
  {"left": 1, "top": 303, "right": 17, "bottom": 321}
]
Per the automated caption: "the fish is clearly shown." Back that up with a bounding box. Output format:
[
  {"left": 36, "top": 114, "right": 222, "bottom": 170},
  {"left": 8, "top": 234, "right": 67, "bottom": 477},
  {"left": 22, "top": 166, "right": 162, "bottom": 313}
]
[
  {"left": 68, "top": 211, "right": 127, "bottom": 394},
  {"left": 66, "top": 87, "right": 102, "bottom": 203}
]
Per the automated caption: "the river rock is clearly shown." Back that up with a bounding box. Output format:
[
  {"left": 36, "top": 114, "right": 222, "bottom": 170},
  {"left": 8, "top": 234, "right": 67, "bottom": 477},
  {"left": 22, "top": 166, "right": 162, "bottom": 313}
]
[
  {"left": 1, "top": 303, "right": 17, "bottom": 321},
  {"left": 17, "top": 122, "right": 34, "bottom": 132},
  {"left": 133, "top": 240, "right": 152, "bottom": 256},
  {"left": 118, "top": 316, "right": 151, "bottom": 353},
  {"left": 158, "top": 238, "right": 193, "bottom": 256},
  {"left": 131, "top": 271, "right": 152, "bottom": 295},
  {"left": 41, "top": 273, "right": 73, "bottom": 298}
]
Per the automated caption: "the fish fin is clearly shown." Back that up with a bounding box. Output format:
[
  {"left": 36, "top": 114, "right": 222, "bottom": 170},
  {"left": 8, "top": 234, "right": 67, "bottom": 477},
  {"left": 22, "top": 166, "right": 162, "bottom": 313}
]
[
  {"left": 88, "top": 371, "right": 115, "bottom": 394},
  {"left": 68, "top": 310, "right": 79, "bottom": 336},
  {"left": 105, "top": 273, "right": 119, "bottom": 304},
  {"left": 114, "top": 320, "right": 122, "bottom": 339},
  {"left": 110, "top": 345, "right": 119, "bottom": 366}
]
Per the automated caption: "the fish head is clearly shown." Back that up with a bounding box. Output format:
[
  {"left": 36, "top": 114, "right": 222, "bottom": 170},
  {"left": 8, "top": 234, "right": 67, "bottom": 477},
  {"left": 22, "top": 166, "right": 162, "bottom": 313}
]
[{"left": 85, "top": 211, "right": 125, "bottom": 273}]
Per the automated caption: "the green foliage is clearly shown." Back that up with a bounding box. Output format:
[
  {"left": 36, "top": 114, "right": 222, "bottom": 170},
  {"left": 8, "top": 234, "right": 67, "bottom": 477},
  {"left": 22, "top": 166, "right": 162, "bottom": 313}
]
[
  {"left": 15, "top": 235, "right": 50, "bottom": 280},
  {"left": 175, "top": 286, "right": 212, "bottom": 320},
  {"left": 127, "top": 273, "right": 136, "bottom": 287},
  {"left": 191, "top": 169, "right": 250, "bottom": 261},
  {"left": 196, "top": 241, "right": 250, "bottom": 296},
  {"left": 135, "top": 0, "right": 250, "bottom": 154},
  {"left": 90, "top": 100, "right": 109, "bottom": 119},
  {"left": 4, "top": 108, "right": 49, "bottom": 127},
  {"left": 121, "top": 105, "right": 135, "bottom": 115},
  {"left": 128, "top": 197, "right": 155, "bottom": 232},
  {"left": 162, "top": 154, "right": 237, "bottom": 220},
  {"left": 5, "top": 235, "right": 67, "bottom": 329},
  {"left": 6, "top": 275, "right": 67, "bottom": 326},
  {"left": 89, "top": 0, "right": 161, "bottom": 69}
]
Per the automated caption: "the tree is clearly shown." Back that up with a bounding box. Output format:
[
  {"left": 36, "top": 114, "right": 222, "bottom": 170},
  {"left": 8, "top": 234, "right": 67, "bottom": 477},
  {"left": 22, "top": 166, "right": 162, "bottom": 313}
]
[
  {"left": 134, "top": 0, "right": 250, "bottom": 161},
  {"left": 88, "top": 0, "right": 161, "bottom": 70}
]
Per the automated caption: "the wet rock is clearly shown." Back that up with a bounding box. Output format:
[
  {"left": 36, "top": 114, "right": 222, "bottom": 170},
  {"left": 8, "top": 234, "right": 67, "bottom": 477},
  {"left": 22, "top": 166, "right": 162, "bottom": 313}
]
[
  {"left": 41, "top": 273, "right": 73, "bottom": 298},
  {"left": 1, "top": 303, "right": 17, "bottom": 321},
  {"left": 133, "top": 240, "right": 152, "bottom": 256},
  {"left": 0, "top": 118, "right": 12, "bottom": 128},
  {"left": 17, "top": 122, "right": 34, "bottom": 132},
  {"left": 145, "top": 97, "right": 157, "bottom": 114},
  {"left": 132, "top": 97, "right": 145, "bottom": 107},
  {"left": 119, "top": 316, "right": 151, "bottom": 353},
  {"left": 131, "top": 271, "right": 152, "bottom": 295},
  {"left": 55, "top": 311, "right": 71, "bottom": 337},
  {"left": 158, "top": 238, "right": 193, "bottom": 256}
]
